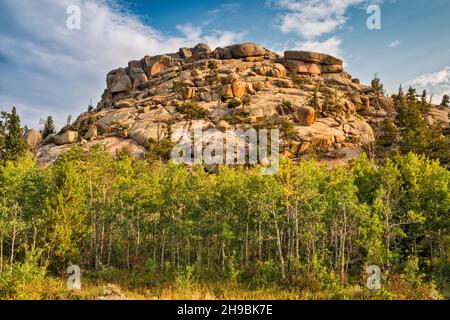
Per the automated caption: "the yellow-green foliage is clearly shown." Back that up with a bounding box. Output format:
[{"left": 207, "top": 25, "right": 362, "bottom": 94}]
[{"left": 0, "top": 150, "right": 449, "bottom": 300}]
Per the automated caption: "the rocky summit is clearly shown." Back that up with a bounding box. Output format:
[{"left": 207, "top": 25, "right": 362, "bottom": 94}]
[{"left": 36, "top": 42, "right": 449, "bottom": 165}]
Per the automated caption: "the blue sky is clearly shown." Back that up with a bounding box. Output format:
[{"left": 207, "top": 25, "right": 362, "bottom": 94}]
[{"left": 1, "top": 0, "right": 449, "bottom": 128}]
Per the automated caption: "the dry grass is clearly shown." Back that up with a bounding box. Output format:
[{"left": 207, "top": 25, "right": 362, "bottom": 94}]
[{"left": 3, "top": 273, "right": 444, "bottom": 300}]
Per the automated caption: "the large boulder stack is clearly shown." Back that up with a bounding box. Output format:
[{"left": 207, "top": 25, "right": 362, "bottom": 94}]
[
  {"left": 37, "top": 42, "right": 398, "bottom": 165},
  {"left": 284, "top": 50, "right": 343, "bottom": 76},
  {"left": 213, "top": 43, "right": 268, "bottom": 60}
]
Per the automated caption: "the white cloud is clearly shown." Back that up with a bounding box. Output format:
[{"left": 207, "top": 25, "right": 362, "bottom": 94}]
[
  {"left": 0, "top": 0, "right": 244, "bottom": 128},
  {"left": 269, "top": 0, "right": 365, "bottom": 39},
  {"left": 267, "top": 0, "right": 376, "bottom": 63},
  {"left": 296, "top": 36, "right": 343, "bottom": 58},
  {"left": 408, "top": 67, "right": 450, "bottom": 103},
  {"left": 389, "top": 40, "right": 401, "bottom": 48}
]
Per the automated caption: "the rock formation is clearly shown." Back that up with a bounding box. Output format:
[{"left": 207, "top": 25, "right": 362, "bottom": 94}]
[{"left": 35, "top": 42, "right": 449, "bottom": 165}]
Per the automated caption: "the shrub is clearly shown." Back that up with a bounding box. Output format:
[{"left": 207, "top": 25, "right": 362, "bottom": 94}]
[
  {"left": 0, "top": 249, "right": 47, "bottom": 299},
  {"left": 280, "top": 119, "right": 297, "bottom": 140},
  {"left": 266, "top": 70, "right": 275, "bottom": 77},
  {"left": 309, "top": 89, "right": 319, "bottom": 109},
  {"left": 290, "top": 73, "right": 313, "bottom": 86},
  {"left": 227, "top": 98, "right": 242, "bottom": 109},
  {"left": 205, "top": 73, "right": 219, "bottom": 85},
  {"left": 378, "top": 118, "right": 397, "bottom": 147},
  {"left": 175, "top": 265, "right": 197, "bottom": 290},
  {"left": 172, "top": 81, "right": 182, "bottom": 93},
  {"left": 177, "top": 100, "right": 207, "bottom": 119},
  {"left": 281, "top": 99, "right": 292, "bottom": 109},
  {"left": 208, "top": 60, "right": 219, "bottom": 70},
  {"left": 254, "top": 260, "right": 281, "bottom": 288},
  {"left": 146, "top": 137, "right": 176, "bottom": 162}
]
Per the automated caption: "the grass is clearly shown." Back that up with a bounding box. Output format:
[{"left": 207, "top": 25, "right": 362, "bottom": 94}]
[
  {"left": 3, "top": 274, "right": 443, "bottom": 300},
  {"left": 1, "top": 265, "right": 445, "bottom": 300}
]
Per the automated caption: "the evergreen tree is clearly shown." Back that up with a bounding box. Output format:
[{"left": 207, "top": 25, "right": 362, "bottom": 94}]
[
  {"left": 0, "top": 107, "right": 29, "bottom": 163},
  {"left": 420, "top": 90, "right": 431, "bottom": 114},
  {"left": 41, "top": 116, "right": 55, "bottom": 139},
  {"left": 0, "top": 117, "right": 5, "bottom": 149},
  {"left": 441, "top": 94, "right": 449, "bottom": 108},
  {"left": 371, "top": 73, "right": 384, "bottom": 95},
  {"left": 392, "top": 85, "right": 406, "bottom": 106},
  {"left": 378, "top": 118, "right": 397, "bottom": 147},
  {"left": 406, "top": 86, "right": 418, "bottom": 104}
]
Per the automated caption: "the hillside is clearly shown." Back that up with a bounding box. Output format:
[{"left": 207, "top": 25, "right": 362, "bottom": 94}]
[
  {"left": 34, "top": 42, "right": 449, "bottom": 165},
  {"left": 2, "top": 42, "right": 449, "bottom": 301}
]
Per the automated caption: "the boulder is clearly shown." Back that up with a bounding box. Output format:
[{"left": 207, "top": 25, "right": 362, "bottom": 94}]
[
  {"left": 85, "top": 125, "right": 98, "bottom": 140},
  {"left": 221, "top": 85, "right": 234, "bottom": 99},
  {"left": 256, "top": 63, "right": 287, "bottom": 78},
  {"left": 230, "top": 43, "right": 266, "bottom": 58},
  {"left": 350, "top": 91, "right": 363, "bottom": 105},
  {"left": 227, "top": 73, "right": 239, "bottom": 84},
  {"left": 213, "top": 46, "right": 233, "bottom": 60},
  {"left": 231, "top": 83, "right": 247, "bottom": 98},
  {"left": 285, "top": 60, "right": 309, "bottom": 74},
  {"left": 294, "top": 106, "right": 317, "bottom": 126},
  {"left": 378, "top": 96, "right": 394, "bottom": 111},
  {"left": 181, "top": 87, "right": 196, "bottom": 100},
  {"left": 128, "top": 60, "right": 142, "bottom": 70},
  {"left": 306, "top": 63, "right": 321, "bottom": 75},
  {"left": 322, "top": 73, "right": 352, "bottom": 86},
  {"left": 321, "top": 64, "right": 343, "bottom": 73},
  {"left": 311, "top": 134, "right": 334, "bottom": 150},
  {"left": 179, "top": 47, "right": 192, "bottom": 59},
  {"left": 298, "top": 141, "right": 311, "bottom": 154},
  {"left": 128, "top": 67, "right": 148, "bottom": 88},
  {"left": 217, "top": 120, "right": 231, "bottom": 131},
  {"left": 109, "top": 68, "right": 132, "bottom": 93},
  {"left": 285, "top": 60, "right": 321, "bottom": 75},
  {"left": 129, "top": 120, "right": 168, "bottom": 147},
  {"left": 96, "top": 109, "right": 136, "bottom": 133},
  {"left": 193, "top": 43, "right": 211, "bottom": 54},
  {"left": 284, "top": 50, "right": 343, "bottom": 65},
  {"left": 114, "top": 100, "right": 134, "bottom": 109},
  {"left": 54, "top": 131, "right": 79, "bottom": 145},
  {"left": 142, "top": 55, "right": 172, "bottom": 77}
]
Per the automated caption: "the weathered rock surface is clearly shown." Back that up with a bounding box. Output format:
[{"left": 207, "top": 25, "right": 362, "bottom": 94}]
[
  {"left": 36, "top": 42, "right": 397, "bottom": 165},
  {"left": 53, "top": 131, "right": 79, "bottom": 145},
  {"left": 294, "top": 106, "right": 317, "bottom": 126}
]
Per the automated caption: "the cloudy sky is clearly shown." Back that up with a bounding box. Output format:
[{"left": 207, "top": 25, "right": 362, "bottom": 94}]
[{"left": 0, "top": 0, "right": 449, "bottom": 129}]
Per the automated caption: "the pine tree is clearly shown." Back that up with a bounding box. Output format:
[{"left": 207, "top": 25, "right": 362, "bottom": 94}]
[
  {"left": 392, "top": 85, "right": 406, "bottom": 106},
  {"left": 0, "top": 107, "right": 29, "bottom": 163},
  {"left": 371, "top": 74, "right": 384, "bottom": 95},
  {"left": 420, "top": 90, "right": 431, "bottom": 114},
  {"left": 406, "top": 86, "right": 418, "bottom": 103},
  {"left": 441, "top": 94, "right": 449, "bottom": 108},
  {"left": 0, "top": 117, "right": 5, "bottom": 149},
  {"left": 42, "top": 116, "right": 55, "bottom": 139}
]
